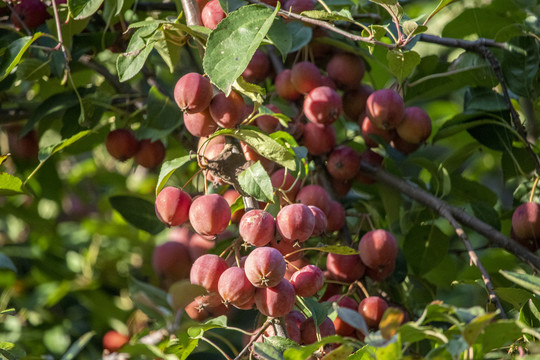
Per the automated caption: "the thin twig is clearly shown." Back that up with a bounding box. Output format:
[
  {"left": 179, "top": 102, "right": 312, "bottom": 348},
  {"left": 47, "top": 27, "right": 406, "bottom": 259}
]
[
  {"left": 359, "top": 163, "right": 540, "bottom": 271},
  {"left": 438, "top": 207, "right": 506, "bottom": 318},
  {"left": 233, "top": 318, "right": 273, "bottom": 360},
  {"left": 248, "top": 0, "right": 396, "bottom": 49},
  {"left": 201, "top": 336, "right": 233, "bottom": 360}
]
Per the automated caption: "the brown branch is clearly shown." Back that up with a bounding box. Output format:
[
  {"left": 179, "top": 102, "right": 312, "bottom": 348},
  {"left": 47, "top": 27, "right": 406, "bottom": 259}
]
[
  {"left": 419, "top": 34, "right": 540, "bottom": 175},
  {"left": 135, "top": 2, "right": 177, "bottom": 11},
  {"left": 437, "top": 207, "right": 506, "bottom": 318},
  {"left": 248, "top": 0, "right": 396, "bottom": 49},
  {"left": 233, "top": 319, "right": 272, "bottom": 360},
  {"left": 141, "top": 66, "right": 174, "bottom": 100},
  {"left": 360, "top": 163, "right": 540, "bottom": 271},
  {"left": 181, "top": 0, "right": 202, "bottom": 26}
]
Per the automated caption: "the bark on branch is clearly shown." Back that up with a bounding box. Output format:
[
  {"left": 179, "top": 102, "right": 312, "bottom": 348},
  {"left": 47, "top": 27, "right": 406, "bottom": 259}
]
[{"left": 360, "top": 163, "right": 540, "bottom": 271}]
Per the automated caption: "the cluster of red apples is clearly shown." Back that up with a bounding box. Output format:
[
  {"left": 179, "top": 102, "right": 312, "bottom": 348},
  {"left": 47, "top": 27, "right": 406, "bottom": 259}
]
[
  {"left": 105, "top": 129, "right": 166, "bottom": 169},
  {"left": 151, "top": 177, "right": 400, "bottom": 344}
]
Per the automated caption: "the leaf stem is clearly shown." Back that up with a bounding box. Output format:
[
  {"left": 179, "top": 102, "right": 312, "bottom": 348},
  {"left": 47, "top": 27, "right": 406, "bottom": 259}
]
[
  {"left": 233, "top": 318, "right": 273, "bottom": 360},
  {"left": 201, "top": 336, "right": 233, "bottom": 360},
  {"left": 530, "top": 177, "right": 540, "bottom": 203}
]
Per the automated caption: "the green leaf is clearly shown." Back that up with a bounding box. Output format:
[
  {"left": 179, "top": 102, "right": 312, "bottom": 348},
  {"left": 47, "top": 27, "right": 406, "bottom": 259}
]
[
  {"left": 502, "top": 36, "right": 539, "bottom": 98},
  {"left": 402, "top": 20, "right": 427, "bottom": 37},
  {"left": 0, "top": 33, "right": 44, "bottom": 81},
  {"left": 462, "top": 312, "right": 497, "bottom": 345},
  {"left": 386, "top": 50, "right": 421, "bottom": 83},
  {"left": 495, "top": 288, "right": 533, "bottom": 310},
  {"left": 38, "top": 130, "right": 92, "bottom": 161},
  {"left": 22, "top": 92, "right": 80, "bottom": 135},
  {"left": 15, "top": 58, "right": 51, "bottom": 81},
  {"left": 203, "top": 4, "right": 279, "bottom": 94},
  {"left": 129, "top": 277, "right": 172, "bottom": 320},
  {"left": 68, "top": 0, "right": 104, "bottom": 19},
  {"left": 121, "top": 344, "right": 177, "bottom": 360},
  {"left": 335, "top": 304, "right": 369, "bottom": 336},
  {"left": 220, "top": 0, "right": 247, "bottom": 12},
  {"left": 254, "top": 342, "right": 285, "bottom": 360},
  {"left": 313, "top": 245, "right": 357, "bottom": 255},
  {"left": 283, "top": 335, "right": 344, "bottom": 360},
  {"left": 403, "top": 225, "right": 449, "bottom": 275},
  {"left": 267, "top": 18, "right": 292, "bottom": 61},
  {"left": 424, "top": 0, "right": 459, "bottom": 24},
  {"left": 235, "top": 76, "right": 266, "bottom": 104},
  {"left": 297, "top": 297, "right": 332, "bottom": 327},
  {"left": 0, "top": 173, "right": 24, "bottom": 196},
  {"left": 369, "top": 0, "right": 403, "bottom": 19},
  {"left": 60, "top": 331, "right": 95, "bottom": 360},
  {"left": 214, "top": 128, "right": 297, "bottom": 171},
  {"left": 471, "top": 202, "right": 501, "bottom": 231},
  {"left": 156, "top": 155, "right": 192, "bottom": 196},
  {"left": 405, "top": 53, "right": 498, "bottom": 102},
  {"left": 116, "top": 25, "right": 159, "bottom": 82},
  {"left": 138, "top": 86, "right": 182, "bottom": 141},
  {"left": 188, "top": 316, "right": 228, "bottom": 339},
  {"left": 500, "top": 270, "right": 540, "bottom": 295},
  {"left": 300, "top": 10, "right": 354, "bottom": 22},
  {"left": 442, "top": 8, "right": 523, "bottom": 41},
  {"left": 519, "top": 297, "right": 540, "bottom": 341},
  {"left": 287, "top": 22, "right": 312, "bottom": 53},
  {"left": 348, "top": 345, "right": 376, "bottom": 360},
  {"left": 168, "top": 280, "right": 207, "bottom": 311},
  {"left": 154, "top": 28, "right": 183, "bottom": 73},
  {"left": 109, "top": 195, "right": 166, "bottom": 234},
  {"left": 480, "top": 320, "right": 523, "bottom": 352},
  {"left": 238, "top": 161, "right": 274, "bottom": 202},
  {"left": 0, "top": 253, "right": 16, "bottom": 272}
]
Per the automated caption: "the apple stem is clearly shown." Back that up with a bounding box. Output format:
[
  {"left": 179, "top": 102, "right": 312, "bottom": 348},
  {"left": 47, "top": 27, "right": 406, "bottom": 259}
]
[{"left": 530, "top": 177, "right": 539, "bottom": 203}]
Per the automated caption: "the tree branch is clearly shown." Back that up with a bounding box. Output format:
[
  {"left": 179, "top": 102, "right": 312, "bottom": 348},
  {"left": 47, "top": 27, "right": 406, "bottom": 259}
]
[
  {"left": 233, "top": 318, "right": 272, "bottom": 360},
  {"left": 359, "top": 163, "right": 540, "bottom": 271},
  {"left": 419, "top": 34, "right": 540, "bottom": 175},
  {"left": 437, "top": 206, "right": 506, "bottom": 318}
]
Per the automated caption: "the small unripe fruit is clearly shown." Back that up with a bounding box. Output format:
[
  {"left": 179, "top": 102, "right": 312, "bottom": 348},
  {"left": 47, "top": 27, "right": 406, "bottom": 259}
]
[
  {"left": 174, "top": 73, "right": 213, "bottom": 114},
  {"left": 342, "top": 85, "right": 373, "bottom": 121},
  {"left": 326, "top": 200, "right": 346, "bottom": 232},
  {"left": 301, "top": 123, "right": 336, "bottom": 156},
  {"left": 295, "top": 184, "right": 331, "bottom": 215},
  {"left": 190, "top": 254, "right": 229, "bottom": 293},
  {"left": 326, "top": 53, "right": 365, "bottom": 90},
  {"left": 275, "top": 69, "right": 302, "bottom": 101},
  {"left": 239, "top": 209, "right": 276, "bottom": 247},
  {"left": 218, "top": 267, "right": 256, "bottom": 306},
  {"left": 303, "top": 86, "right": 342, "bottom": 125},
  {"left": 183, "top": 108, "right": 219, "bottom": 137},
  {"left": 290, "top": 61, "right": 322, "bottom": 95},
  {"left": 326, "top": 295, "right": 359, "bottom": 336},
  {"left": 105, "top": 129, "right": 139, "bottom": 161},
  {"left": 326, "top": 145, "right": 361, "bottom": 181},
  {"left": 358, "top": 229, "right": 398, "bottom": 269},
  {"left": 201, "top": 0, "right": 225, "bottom": 29},
  {"left": 255, "top": 278, "right": 296, "bottom": 317},
  {"left": 300, "top": 317, "right": 336, "bottom": 344},
  {"left": 396, "top": 107, "right": 432, "bottom": 144},
  {"left": 276, "top": 203, "right": 315, "bottom": 243},
  {"left": 361, "top": 115, "right": 395, "bottom": 148},
  {"left": 209, "top": 90, "right": 246, "bottom": 129},
  {"left": 155, "top": 187, "right": 192, "bottom": 227},
  {"left": 290, "top": 264, "right": 324, "bottom": 297},
  {"left": 189, "top": 194, "right": 231, "bottom": 236},
  {"left": 326, "top": 253, "right": 365, "bottom": 283},
  {"left": 152, "top": 241, "right": 192, "bottom": 286},
  {"left": 271, "top": 168, "right": 301, "bottom": 205},
  {"left": 244, "top": 246, "right": 286, "bottom": 287},
  {"left": 103, "top": 330, "right": 129, "bottom": 353},
  {"left": 134, "top": 139, "right": 166, "bottom": 168},
  {"left": 358, "top": 296, "right": 388, "bottom": 328},
  {"left": 512, "top": 202, "right": 540, "bottom": 240},
  {"left": 242, "top": 49, "right": 271, "bottom": 83},
  {"left": 283, "top": 0, "right": 316, "bottom": 14},
  {"left": 308, "top": 206, "right": 328, "bottom": 237},
  {"left": 366, "top": 89, "right": 404, "bottom": 130}
]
